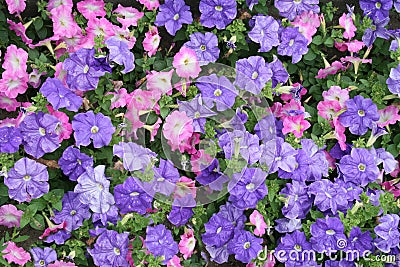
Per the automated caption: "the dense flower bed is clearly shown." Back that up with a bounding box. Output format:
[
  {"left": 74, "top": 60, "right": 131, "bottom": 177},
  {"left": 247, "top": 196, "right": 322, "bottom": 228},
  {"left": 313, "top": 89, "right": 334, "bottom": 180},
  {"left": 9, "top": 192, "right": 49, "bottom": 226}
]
[{"left": 0, "top": 0, "right": 400, "bottom": 266}]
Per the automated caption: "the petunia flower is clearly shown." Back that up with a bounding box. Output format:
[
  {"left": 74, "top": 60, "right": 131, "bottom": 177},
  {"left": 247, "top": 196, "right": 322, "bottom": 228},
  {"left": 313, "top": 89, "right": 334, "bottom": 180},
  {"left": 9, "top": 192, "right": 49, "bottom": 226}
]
[
  {"left": 154, "top": 0, "right": 193, "bottom": 36},
  {"left": 76, "top": 0, "right": 106, "bottom": 20},
  {"left": 173, "top": 46, "right": 201, "bottom": 79},
  {"left": 341, "top": 56, "right": 372, "bottom": 75},
  {"left": 30, "top": 247, "right": 57, "bottom": 267},
  {"left": 362, "top": 17, "right": 390, "bottom": 47},
  {"left": 40, "top": 78, "right": 82, "bottom": 112},
  {"left": 5, "top": 0, "right": 26, "bottom": 15},
  {"left": 322, "top": 85, "right": 349, "bottom": 108},
  {"left": 107, "top": 88, "right": 131, "bottom": 109},
  {"left": 275, "top": 230, "right": 312, "bottom": 266},
  {"left": 145, "top": 224, "right": 179, "bottom": 262},
  {"left": 0, "top": 93, "right": 20, "bottom": 112},
  {"left": 7, "top": 19, "right": 33, "bottom": 45},
  {"left": 280, "top": 181, "right": 312, "bottom": 219},
  {"left": 248, "top": 15, "right": 280, "bottom": 52},
  {"left": 374, "top": 214, "right": 400, "bottom": 253},
  {"left": 339, "top": 13, "right": 356, "bottom": 39},
  {"left": 291, "top": 11, "right": 320, "bottom": 44},
  {"left": 317, "top": 100, "right": 342, "bottom": 121},
  {"left": 113, "top": 141, "right": 157, "bottom": 172},
  {"left": 275, "top": 0, "right": 320, "bottom": 21},
  {"left": 139, "top": 0, "right": 160, "bottom": 10},
  {"left": 227, "top": 230, "right": 263, "bottom": 263},
  {"left": 184, "top": 32, "right": 220, "bottom": 65},
  {"left": 0, "top": 126, "right": 23, "bottom": 153},
  {"left": 143, "top": 26, "right": 161, "bottom": 57},
  {"left": 0, "top": 70, "right": 29, "bottom": 99},
  {"left": 2, "top": 241, "right": 31, "bottom": 265},
  {"left": 278, "top": 26, "right": 309, "bottom": 64},
  {"left": 146, "top": 69, "right": 174, "bottom": 95},
  {"left": 105, "top": 36, "right": 135, "bottom": 74},
  {"left": 377, "top": 105, "right": 400, "bottom": 127},
  {"left": 199, "top": 0, "right": 237, "bottom": 29},
  {"left": 260, "top": 137, "right": 297, "bottom": 173},
  {"left": 47, "top": 106, "right": 73, "bottom": 142},
  {"left": 0, "top": 204, "right": 23, "bottom": 228},
  {"left": 315, "top": 60, "right": 345, "bottom": 79},
  {"left": 48, "top": 260, "right": 77, "bottom": 267},
  {"left": 386, "top": 63, "right": 400, "bottom": 97},
  {"left": 235, "top": 56, "right": 272, "bottom": 94},
  {"left": 249, "top": 210, "right": 267, "bottom": 236},
  {"left": 282, "top": 114, "right": 311, "bottom": 138},
  {"left": 163, "top": 110, "right": 194, "bottom": 152},
  {"left": 2, "top": 44, "right": 28, "bottom": 75},
  {"left": 113, "top": 4, "right": 144, "bottom": 29},
  {"left": 310, "top": 216, "right": 347, "bottom": 253},
  {"left": 179, "top": 228, "right": 196, "bottom": 259},
  {"left": 50, "top": 5, "right": 81, "bottom": 39},
  {"left": 360, "top": 0, "right": 392, "bottom": 22},
  {"left": 308, "top": 179, "right": 349, "bottom": 214},
  {"left": 202, "top": 213, "right": 235, "bottom": 248}
]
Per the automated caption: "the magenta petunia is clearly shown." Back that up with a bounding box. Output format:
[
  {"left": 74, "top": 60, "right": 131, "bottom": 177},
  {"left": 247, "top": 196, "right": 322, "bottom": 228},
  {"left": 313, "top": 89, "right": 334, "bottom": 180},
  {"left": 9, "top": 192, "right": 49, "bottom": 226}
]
[
  {"left": 0, "top": 204, "right": 23, "bottom": 228},
  {"left": 76, "top": 0, "right": 106, "bottom": 20},
  {"left": 2, "top": 241, "right": 31, "bottom": 265}
]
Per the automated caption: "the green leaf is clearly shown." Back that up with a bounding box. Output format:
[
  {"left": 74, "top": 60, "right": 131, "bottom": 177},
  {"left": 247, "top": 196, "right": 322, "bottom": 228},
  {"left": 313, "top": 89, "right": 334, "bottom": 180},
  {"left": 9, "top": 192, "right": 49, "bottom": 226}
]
[
  {"left": 312, "top": 35, "right": 323, "bottom": 45},
  {"left": 13, "top": 235, "right": 30, "bottom": 243},
  {"left": 34, "top": 18, "right": 43, "bottom": 31}
]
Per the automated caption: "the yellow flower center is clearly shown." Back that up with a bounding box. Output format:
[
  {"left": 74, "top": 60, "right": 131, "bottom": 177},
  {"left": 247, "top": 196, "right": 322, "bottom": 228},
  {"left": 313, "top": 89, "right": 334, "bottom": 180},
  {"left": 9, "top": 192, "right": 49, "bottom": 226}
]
[
  {"left": 214, "top": 89, "right": 222, "bottom": 96},
  {"left": 215, "top": 5, "right": 223, "bottom": 11},
  {"left": 83, "top": 65, "right": 90, "bottom": 73},
  {"left": 91, "top": 126, "right": 99, "bottom": 134},
  {"left": 23, "top": 175, "right": 31, "bottom": 181},
  {"left": 173, "top": 14, "right": 180, "bottom": 20}
]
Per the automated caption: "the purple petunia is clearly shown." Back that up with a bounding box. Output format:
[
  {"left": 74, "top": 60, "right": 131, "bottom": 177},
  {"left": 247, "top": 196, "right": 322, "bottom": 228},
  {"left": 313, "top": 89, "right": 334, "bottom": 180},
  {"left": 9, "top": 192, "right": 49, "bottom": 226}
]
[
  {"left": 39, "top": 78, "right": 82, "bottom": 111},
  {"left": 308, "top": 179, "right": 349, "bottom": 214},
  {"left": 114, "top": 176, "right": 153, "bottom": 215},
  {"left": 44, "top": 230, "right": 71, "bottom": 245},
  {"left": 88, "top": 229, "right": 130, "bottom": 267},
  {"left": 19, "top": 111, "right": 60, "bottom": 158},
  {"left": 235, "top": 56, "right": 272, "bottom": 95},
  {"left": 145, "top": 224, "right": 179, "bottom": 262},
  {"left": 310, "top": 216, "right": 347, "bottom": 253},
  {"left": 280, "top": 181, "right": 312, "bottom": 219},
  {"left": 74, "top": 165, "right": 115, "bottom": 214},
  {"left": 359, "top": 0, "right": 392, "bottom": 22},
  {"left": 53, "top": 191, "right": 91, "bottom": 232},
  {"left": 196, "top": 158, "right": 229, "bottom": 191},
  {"left": 0, "top": 126, "right": 23, "bottom": 153},
  {"left": 148, "top": 158, "right": 180, "bottom": 196},
  {"left": 269, "top": 55, "right": 289, "bottom": 88},
  {"left": 362, "top": 17, "right": 391, "bottom": 47},
  {"left": 63, "top": 48, "right": 110, "bottom": 91},
  {"left": 5, "top": 157, "right": 49, "bottom": 203},
  {"left": 386, "top": 63, "right": 400, "bottom": 97},
  {"left": 197, "top": 74, "right": 238, "bottom": 111},
  {"left": 274, "top": 0, "right": 320, "bottom": 21},
  {"left": 339, "top": 148, "right": 379, "bottom": 187},
  {"left": 374, "top": 214, "right": 400, "bottom": 253},
  {"left": 278, "top": 27, "right": 309, "bottom": 64},
  {"left": 275, "top": 230, "right": 313, "bottom": 265},
  {"left": 168, "top": 197, "right": 194, "bottom": 226},
  {"left": 227, "top": 230, "right": 263, "bottom": 263},
  {"left": 154, "top": 0, "right": 193, "bottom": 36},
  {"left": 248, "top": 15, "right": 280, "bottom": 52},
  {"left": 202, "top": 213, "right": 235, "bottom": 247},
  {"left": 92, "top": 205, "right": 120, "bottom": 227},
  {"left": 339, "top": 95, "right": 379, "bottom": 136},
  {"left": 105, "top": 36, "right": 135, "bottom": 74},
  {"left": 58, "top": 146, "right": 93, "bottom": 181},
  {"left": 30, "top": 247, "right": 57, "bottom": 267},
  {"left": 72, "top": 111, "right": 115, "bottom": 148},
  {"left": 260, "top": 137, "right": 297, "bottom": 173},
  {"left": 199, "top": 0, "right": 237, "bottom": 29},
  {"left": 113, "top": 141, "right": 157, "bottom": 172},
  {"left": 274, "top": 218, "right": 302, "bottom": 233},
  {"left": 254, "top": 115, "right": 276, "bottom": 142},
  {"left": 184, "top": 32, "right": 220, "bottom": 65},
  {"left": 345, "top": 227, "right": 373, "bottom": 258},
  {"left": 205, "top": 244, "right": 229, "bottom": 264},
  {"left": 228, "top": 167, "right": 268, "bottom": 210}
]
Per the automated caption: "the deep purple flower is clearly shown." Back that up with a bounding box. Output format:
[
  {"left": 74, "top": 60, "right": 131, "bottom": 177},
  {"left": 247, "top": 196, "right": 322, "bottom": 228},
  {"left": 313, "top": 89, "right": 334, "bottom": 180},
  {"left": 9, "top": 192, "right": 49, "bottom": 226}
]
[
  {"left": 362, "top": 17, "right": 390, "bottom": 47},
  {"left": 218, "top": 202, "right": 246, "bottom": 230},
  {"left": 228, "top": 167, "right": 268, "bottom": 210},
  {"left": 145, "top": 224, "right": 179, "bottom": 262},
  {"left": 113, "top": 142, "right": 157, "bottom": 172},
  {"left": 374, "top": 214, "right": 400, "bottom": 253},
  {"left": 63, "top": 48, "right": 110, "bottom": 91},
  {"left": 270, "top": 55, "right": 289, "bottom": 87},
  {"left": 184, "top": 32, "right": 220, "bottom": 65},
  {"left": 278, "top": 27, "right": 309, "bottom": 64},
  {"left": 105, "top": 37, "right": 135, "bottom": 74},
  {"left": 310, "top": 216, "right": 347, "bottom": 253},
  {"left": 197, "top": 74, "right": 238, "bottom": 111},
  {"left": 58, "top": 146, "right": 93, "bottom": 181},
  {"left": 114, "top": 176, "right": 153, "bottom": 215},
  {"left": 308, "top": 179, "right": 349, "bottom": 214},
  {"left": 275, "top": 230, "right": 313, "bottom": 265},
  {"left": 196, "top": 159, "right": 229, "bottom": 191},
  {"left": 168, "top": 198, "right": 194, "bottom": 226},
  {"left": 72, "top": 111, "right": 115, "bottom": 148},
  {"left": 53, "top": 191, "right": 91, "bottom": 232},
  {"left": 92, "top": 205, "right": 120, "bottom": 227},
  {"left": 330, "top": 142, "right": 352, "bottom": 159},
  {"left": 0, "top": 126, "right": 22, "bottom": 153},
  {"left": 248, "top": 15, "right": 280, "bottom": 52},
  {"left": 278, "top": 149, "right": 311, "bottom": 182},
  {"left": 339, "top": 148, "right": 379, "bottom": 187},
  {"left": 260, "top": 137, "right": 297, "bottom": 173},
  {"left": 274, "top": 218, "right": 302, "bottom": 233},
  {"left": 19, "top": 112, "right": 60, "bottom": 158},
  {"left": 227, "top": 230, "right": 262, "bottom": 263},
  {"left": 178, "top": 95, "right": 216, "bottom": 133},
  {"left": 386, "top": 63, "right": 400, "bottom": 97},
  {"left": 359, "top": 0, "right": 392, "bottom": 21},
  {"left": 325, "top": 260, "right": 356, "bottom": 267},
  {"left": 88, "top": 229, "right": 130, "bottom": 267},
  {"left": 345, "top": 227, "right": 373, "bottom": 257},
  {"left": 30, "top": 247, "right": 57, "bottom": 267},
  {"left": 202, "top": 213, "right": 235, "bottom": 247},
  {"left": 199, "top": 0, "right": 237, "bottom": 29},
  {"left": 74, "top": 165, "right": 115, "bottom": 214},
  {"left": 40, "top": 78, "right": 82, "bottom": 111},
  {"left": 5, "top": 157, "right": 49, "bottom": 203},
  {"left": 235, "top": 56, "right": 272, "bottom": 95},
  {"left": 44, "top": 230, "right": 71, "bottom": 245},
  {"left": 154, "top": 0, "right": 193, "bottom": 36},
  {"left": 274, "top": 0, "right": 320, "bottom": 21},
  {"left": 339, "top": 95, "right": 379, "bottom": 136},
  {"left": 219, "top": 130, "right": 261, "bottom": 165},
  {"left": 280, "top": 181, "right": 312, "bottom": 219}
]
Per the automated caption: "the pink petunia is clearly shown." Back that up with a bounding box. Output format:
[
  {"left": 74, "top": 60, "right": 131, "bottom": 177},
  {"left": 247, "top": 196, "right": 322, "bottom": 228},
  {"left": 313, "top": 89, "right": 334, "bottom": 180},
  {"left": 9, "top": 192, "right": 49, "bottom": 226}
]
[
  {"left": 382, "top": 179, "right": 400, "bottom": 198},
  {"left": 190, "top": 149, "right": 213, "bottom": 173},
  {"left": 324, "top": 150, "right": 337, "bottom": 169},
  {"left": 29, "top": 69, "right": 47, "bottom": 88},
  {"left": 76, "top": 0, "right": 106, "bottom": 20},
  {"left": 281, "top": 99, "right": 306, "bottom": 120},
  {"left": 2, "top": 44, "right": 28, "bottom": 75},
  {"left": 125, "top": 106, "right": 145, "bottom": 140},
  {"left": 339, "top": 13, "right": 356, "bottom": 40},
  {"left": 0, "top": 93, "right": 21, "bottom": 112},
  {"left": 377, "top": 105, "right": 400, "bottom": 127},
  {"left": 107, "top": 88, "right": 131, "bottom": 109},
  {"left": 47, "top": 0, "right": 73, "bottom": 12},
  {"left": 173, "top": 47, "right": 201, "bottom": 79},
  {"left": 282, "top": 114, "right": 311, "bottom": 138},
  {"left": 54, "top": 62, "right": 68, "bottom": 86},
  {"left": 86, "top": 17, "right": 116, "bottom": 46},
  {"left": 143, "top": 26, "right": 161, "bottom": 57},
  {"left": 0, "top": 111, "right": 25, "bottom": 128},
  {"left": 112, "top": 27, "right": 137, "bottom": 49},
  {"left": 341, "top": 56, "right": 372, "bottom": 75},
  {"left": 138, "top": 0, "right": 160, "bottom": 10},
  {"left": 315, "top": 61, "right": 345, "bottom": 79},
  {"left": 5, "top": 0, "right": 26, "bottom": 15},
  {"left": 51, "top": 6, "right": 81, "bottom": 39},
  {"left": 178, "top": 228, "right": 196, "bottom": 260},
  {"left": 0, "top": 70, "right": 29, "bottom": 99},
  {"left": 48, "top": 260, "right": 78, "bottom": 267},
  {"left": 2, "top": 241, "right": 31, "bottom": 265},
  {"left": 322, "top": 86, "right": 349, "bottom": 108},
  {"left": 39, "top": 220, "right": 67, "bottom": 240},
  {"left": 291, "top": 11, "right": 320, "bottom": 44},
  {"left": 332, "top": 117, "right": 347, "bottom": 151},
  {"left": 146, "top": 69, "right": 174, "bottom": 95},
  {"left": 345, "top": 40, "right": 365, "bottom": 53},
  {"left": 163, "top": 110, "right": 194, "bottom": 152},
  {"left": 317, "top": 100, "right": 342, "bottom": 121},
  {"left": 167, "top": 255, "right": 184, "bottom": 267},
  {"left": 7, "top": 19, "right": 33, "bottom": 44},
  {"left": 143, "top": 117, "right": 162, "bottom": 141},
  {"left": 179, "top": 132, "right": 200, "bottom": 155},
  {"left": 249, "top": 210, "right": 267, "bottom": 236},
  {"left": 47, "top": 105, "right": 73, "bottom": 142},
  {"left": 173, "top": 80, "right": 191, "bottom": 97},
  {"left": 0, "top": 204, "right": 24, "bottom": 228},
  {"left": 114, "top": 4, "right": 144, "bottom": 29},
  {"left": 130, "top": 89, "right": 155, "bottom": 111},
  {"left": 174, "top": 176, "right": 196, "bottom": 199}
]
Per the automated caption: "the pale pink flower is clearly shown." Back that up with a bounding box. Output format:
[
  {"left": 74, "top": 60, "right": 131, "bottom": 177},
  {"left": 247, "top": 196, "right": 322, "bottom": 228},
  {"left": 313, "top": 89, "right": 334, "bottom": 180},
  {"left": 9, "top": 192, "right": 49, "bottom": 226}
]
[
  {"left": 130, "top": 89, "right": 155, "bottom": 110},
  {"left": 377, "top": 105, "right": 400, "bottom": 127},
  {"left": 146, "top": 70, "right": 174, "bottom": 95},
  {"left": 54, "top": 62, "right": 68, "bottom": 86},
  {"left": 143, "top": 26, "right": 161, "bottom": 57},
  {"left": 112, "top": 27, "right": 137, "bottom": 49},
  {"left": 333, "top": 117, "right": 347, "bottom": 151},
  {"left": 249, "top": 210, "right": 267, "bottom": 236},
  {"left": 51, "top": 6, "right": 81, "bottom": 39},
  {"left": 86, "top": 17, "right": 116, "bottom": 46},
  {"left": 167, "top": 255, "right": 183, "bottom": 267},
  {"left": 190, "top": 149, "right": 213, "bottom": 173},
  {"left": 281, "top": 99, "right": 305, "bottom": 120},
  {"left": 2, "top": 44, "right": 28, "bottom": 75},
  {"left": 7, "top": 19, "right": 33, "bottom": 44},
  {"left": 317, "top": 100, "right": 342, "bottom": 121},
  {"left": 143, "top": 117, "right": 162, "bottom": 141},
  {"left": 114, "top": 4, "right": 144, "bottom": 29},
  {"left": 178, "top": 228, "right": 196, "bottom": 260},
  {"left": 174, "top": 176, "right": 196, "bottom": 199},
  {"left": 339, "top": 13, "right": 356, "bottom": 40},
  {"left": 0, "top": 93, "right": 20, "bottom": 111},
  {"left": 292, "top": 11, "right": 320, "bottom": 44},
  {"left": 282, "top": 114, "right": 310, "bottom": 138},
  {"left": 322, "top": 86, "right": 349, "bottom": 108},
  {"left": 108, "top": 88, "right": 131, "bottom": 109},
  {"left": 0, "top": 112, "right": 25, "bottom": 128},
  {"left": 47, "top": 105, "right": 73, "bottom": 142},
  {"left": 138, "top": 0, "right": 160, "bottom": 10},
  {"left": 5, "top": 0, "right": 26, "bottom": 15},
  {"left": 0, "top": 204, "right": 23, "bottom": 228},
  {"left": 345, "top": 40, "right": 365, "bottom": 53},
  {"left": 163, "top": 111, "right": 194, "bottom": 152},
  {"left": 77, "top": 0, "right": 106, "bottom": 20},
  {"left": 125, "top": 106, "right": 145, "bottom": 140},
  {"left": 0, "top": 70, "right": 29, "bottom": 98},
  {"left": 315, "top": 61, "right": 345, "bottom": 79},
  {"left": 48, "top": 260, "right": 77, "bottom": 267},
  {"left": 2, "top": 241, "right": 31, "bottom": 265},
  {"left": 47, "top": 0, "right": 73, "bottom": 12},
  {"left": 173, "top": 47, "right": 201, "bottom": 79},
  {"left": 341, "top": 56, "right": 372, "bottom": 75}
]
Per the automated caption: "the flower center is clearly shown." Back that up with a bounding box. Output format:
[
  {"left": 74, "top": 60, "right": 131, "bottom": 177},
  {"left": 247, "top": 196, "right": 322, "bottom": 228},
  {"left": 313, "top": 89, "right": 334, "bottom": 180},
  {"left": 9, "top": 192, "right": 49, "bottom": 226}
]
[
  {"left": 39, "top": 127, "right": 46, "bottom": 136},
  {"left": 294, "top": 0, "right": 302, "bottom": 3},
  {"left": 358, "top": 163, "right": 366, "bottom": 171},
  {"left": 326, "top": 229, "right": 336, "bottom": 235},
  {"left": 200, "top": 45, "right": 206, "bottom": 51},
  {"left": 215, "top": 5, "right": 223, "bottom": 11},
  {"left": 97, "top": 183, "right": 103, "bottom": 190},
  {"left": 294, "top": 244, "right": 302, "bottom": 251},
  {"left": 246, "top": 183, "right": 255, "bottom": 190},
  {"left": 23, "top": 175, "right": 31, "bottom": 181},
  {"left": 77, "top": 159, "right": 82, "bottom": 165},
  {"left": 39, "top": 260, "right": 45, "bottom": 266},
  {"left": 357, "top": 110, "right": 365, "bottom": 116},
  {"left": 157, "top": 177, "right": 165, "bottom": 182},
  {"left": 91, "top": 126, "right": 99, "bottom": 134},
  {"left": 194, "top": 111, "right": 201, "bottom": 118},
  {"left": 251, "top": 71, "right": 259, "bottom": 79},
  {"left": 289, "top": 39, "right": 295, "bottom": 46},
  {"left": 83, "top": 65, "right": 90, "bottom": 73},
  {"left": 243, "top": 242, "right": 251, "bottom": 249},
  {"left": 214, "top": 89, "right": 222, "bottom": 96},
  {"left": 375, "top": 2, "right": 381, "bottom": 8},
  {"left": 275, "top": 156, "right": 282, "bottom": 161},
  {"left": 114, "top": 247, "right": 120, "bottom": 255},
  {"left": 216, "top": 227, "right": 222, "bottom": 234},
  {"left": 173, "top": 14, "right": 180, "bottom": 20},
  {"left": 70, "top": 210, "right": 76, "bottom": 215},
  {"left": 130, "top": 191, "right": 139, "bottom": 196}
]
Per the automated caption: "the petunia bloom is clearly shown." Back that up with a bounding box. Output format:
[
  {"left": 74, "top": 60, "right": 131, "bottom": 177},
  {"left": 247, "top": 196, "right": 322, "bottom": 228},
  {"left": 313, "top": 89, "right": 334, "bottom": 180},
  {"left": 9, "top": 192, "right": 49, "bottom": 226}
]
[
  {"left": 199, "top": 0, "right": 237, "bottom": 29},
  {"left": 76, "top": 0, "right": 106, "bottom": 20},
  {"left": 173, "top": 46, "right": 201, "bottom": 79},
  {"left": 386, "top": 64, "right": 400, "bottom": 97},
  {"left": 163, "top": 110, "right": 194, "bottom": 152},
  {"left": 374, "top": 214, "right": 400, "bottom": 253},
  {"left": 113, "top": 4, "right": 144, "bottom": 29},
  {"left": 30, "top": 247, "right": 57, "bottom": 267},
  {"left": 227, "top": 230, "right": 263, "bottom": 263},
  {"left": 143, "top": 26, "right": 161, "bottom": 57},
  {"left": 2, "top": 241, "right": 31, "bottom": 265},
  {"left": 105, "top": 36, "right": 135, "bottom": 74},
  {"left": 278, "top": 27, "right": 309, "bottom": 64},
  {"left": 310, "top": 216, "right": 347, "bottom": 253},
  {"left": 145, "top": 224, "right": 179, "bottom": 262},
  {"left": 235, "top": 56, "right": 272, "bottom": 95},
  {"left": 248, "top": 15, "right": 280, "bottom": 52},
  {"left": 5, "top": 0, "right": 26, "bottom": 15},
  {"left": 0, "top": 126, "right": 23, "bottom": 153},
  {"left": 40, "top": 78, "right": 82, "bottom": 112},
  {"left": 179, "top": 228, "right": 196, "bottom": 260},
  {"left": 0, "top": 204, "right": 23, "bottom": 228},
  {"left": 154, "top": 0, "right": 193, "bottom": 36},
  {"left": 184, "top": 32, "right": 220, "bottom": 65},
  {"left": 249, "top": 210, "right": 267, "bottom": 236},
  {"left": 339, "top": 13, "right": 356, "bottom": 39},
  {"left": 274, "top": 0, "right": 320, "bottom": 21}
]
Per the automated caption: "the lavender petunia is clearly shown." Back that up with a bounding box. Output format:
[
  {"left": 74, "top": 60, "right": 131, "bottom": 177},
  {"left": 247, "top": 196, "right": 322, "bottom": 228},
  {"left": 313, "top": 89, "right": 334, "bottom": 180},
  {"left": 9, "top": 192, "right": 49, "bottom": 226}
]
[
  {"left": 105, "top": 37, "right": 135, "bottom": 74},
  {"left": 373, "top": 148, "right": 399, "bottom": 174},
  {"left": 154, "top": 0, "right": 193, "bottom": 36},
  {"left": 275, "top": 230, "right": 312, "bottom": 265},
  {"left": 359, "top": 0, "right": 392, "bottom": 22},
  {"left": 145, "top": 224, "right": 179, "bottom": 262},
  {"left": 202, "top": 213, "right": 235, "bottom": 247},
  {"left": 260, "top": 137, "right": 297, "bottom": 173},
  {"left": 274, "top": 0, "right": 320, "bottom": 21},
  {"left": 199, "top": 0, "right": 237, "bottom": 29},
  {"left": 72, "top": 111, "right": 115, "bottom": 148},
  {"left": 30, "top": 247, "right": 57, "bottom": 267},
  {"left": 248, "top": 15, "right": 280, "bottom": 52},
  {"left": 196, "top": 158, "right": 229, "bottom": 191},
  {"left": 278, "top": 27, "right": 309, "bottom": 64},
  {"left": 0, "top": 126, "right": 23, "bottom": 153},
  {"left": 5, "top": 157, "right": 49, "bottom": 203},
  {"left": 167, "top": 197, "right": 195, "bottom": 226},
  {"left": 205, "top": 244, "right": 229, "bottom": 264},
  {"left": 92, "top": 205, "right": 120, "bottom": 227},
  {"left": 219, "top": 130, "right": 261, "bottom": 165},
  {"left": 40, "top": 78, "right": 82, "bottom": 111},
  {"left": 374, "top": 214, "right": 400, "bottom": 253},
  {"left": 386, "top": 63, "right": 400, "bottom": 97},
  {"left": 269, "top": 55, "right": 289, "bottom": 87},
  {"left": 218, "top": 202, "right": 246, "bottom": 230},
  {"left": 184, "top": 32, "right": 220, "bottom": 65},
  {"left": 310, "top": 216, "right": 347, "bottom": 253},
  {"left": 345, "top": 227, "right": 373, "bottom": 257},
  {"left": 235, "top": 56, "right": 272, "bottom": 95},
  {"left": 19, "top": 112, "right": 60, "bottom": 158},
  {"left": 274, "top": 218, "right": 302, "bottom": 233},
  {"left": 44, "top": 230, "right": 71, "bottom": 245},
  {"left": 308, "top": 179, "right": 349, "bottom": 214},
  {"left": 148, "top": 159, "right": 180, "bottom": 196},
  {"left": 227, "top": 230, "right": 262, "bottom": 263},
  {"left": 362, "top": 17, "right": 391, "bottom": 47},
  {"left": 113, "top": 141, "right": 157, "bottom": 172},
  {"left": 280, "top": 181, "right": 312, "bottom": 219},
  {"left": 58, "top": 146, "right": 93, "bottom": 181},
  {"left": 254, "top": 115, "right": 276, "bottom": 142}
]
